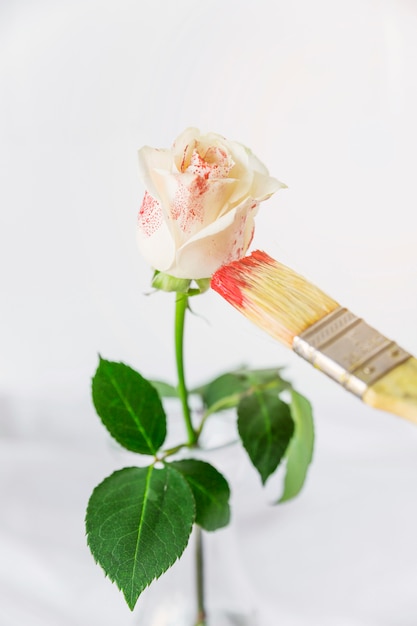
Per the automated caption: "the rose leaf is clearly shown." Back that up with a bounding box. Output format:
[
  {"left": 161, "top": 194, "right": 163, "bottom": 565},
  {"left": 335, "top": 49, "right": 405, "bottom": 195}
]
[
  {"left": 150, "top": 380, "right": 179, "bottom": 398},
  {"left": 278, "top": 390, "right": 314, "bottom": 503},
  {"left": 170, "top": 459, "right": 230, "bottom": 531},
  {"left": 200, "top": 372, "right": 251, "bottom": 411},
  {"left": 199, "top": 368, "right": 290, "bottom": 412},
  {"left": 92, "top": 358, "right": 166, "bottom": 454},
  {"left": 237, "top": 390, "right": 294, "bottom": 484},
  {"left": 86, "top": 465, "right": 195, "bottom": 610}
]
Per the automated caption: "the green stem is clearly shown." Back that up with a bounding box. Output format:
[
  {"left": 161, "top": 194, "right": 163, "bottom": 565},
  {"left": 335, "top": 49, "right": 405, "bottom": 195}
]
[
  {"left": 195, "top": 526, "right": 207, "bottom": 626},
  {"left": 174, "top": 293, "right": 197, "bottom": 444},
  {"left": 174, "top": 292, "right": 206, "bottom": 624},
  {"left": 160, "top": 442, "right": 189, "bottom": 460}
]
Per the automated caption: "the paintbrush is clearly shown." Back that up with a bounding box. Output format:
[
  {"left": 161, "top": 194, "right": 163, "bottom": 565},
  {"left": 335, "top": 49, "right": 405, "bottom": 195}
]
[{"left": 211, "top": 250, "right": 417, "bottom": 424}]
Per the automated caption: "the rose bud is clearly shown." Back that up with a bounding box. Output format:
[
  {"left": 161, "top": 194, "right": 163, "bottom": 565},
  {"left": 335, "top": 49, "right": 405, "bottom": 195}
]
[{"left": 137, "top": 127, "right": 285, "bottom": 280}]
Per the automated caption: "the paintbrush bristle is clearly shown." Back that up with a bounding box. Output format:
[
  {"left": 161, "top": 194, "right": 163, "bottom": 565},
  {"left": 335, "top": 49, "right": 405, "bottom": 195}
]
[{"left": 211, "top": 250, "right": 340, "bottom": 347}]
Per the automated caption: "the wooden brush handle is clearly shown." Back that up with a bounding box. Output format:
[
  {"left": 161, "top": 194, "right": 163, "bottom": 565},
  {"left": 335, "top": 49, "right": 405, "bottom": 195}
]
[{"left": 363, "top": 357, "right": 417, "bottom": 424}]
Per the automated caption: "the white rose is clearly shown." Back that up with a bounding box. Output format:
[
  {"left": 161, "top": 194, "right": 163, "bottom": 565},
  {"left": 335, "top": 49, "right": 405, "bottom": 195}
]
[{"left": 137, "top": 127, "right": 285, "bottom": 280}]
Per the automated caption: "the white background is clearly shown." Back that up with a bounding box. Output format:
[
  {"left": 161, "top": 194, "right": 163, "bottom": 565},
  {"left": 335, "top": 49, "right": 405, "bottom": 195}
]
[{"left": 1, "top": 1, "right": 417, "bottom": 624}]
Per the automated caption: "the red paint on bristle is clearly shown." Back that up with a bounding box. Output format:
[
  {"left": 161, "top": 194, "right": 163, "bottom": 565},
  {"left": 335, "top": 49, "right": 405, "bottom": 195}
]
[
  {"left": 211, "top": 250, "right": 273, "bottom": 308},
  {"left": 211, "top": 261, "right": 245, "bottom": 308},
  {"left": 250, "top": 250, "right": 275, "bottom": 266}
]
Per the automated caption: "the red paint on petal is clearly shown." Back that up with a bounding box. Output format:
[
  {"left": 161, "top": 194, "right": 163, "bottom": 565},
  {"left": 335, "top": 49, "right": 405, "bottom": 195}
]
[
  {"left": 171, "top": 145, "right": 236, "bottom": 235},
  {"left": 171, "top": 178, "right": 208, "bottom": 233},
  {"left": 180, "top": 144, "right": 189, "bottom": 172},
  {"left": 188, "top": 151, "right": 213, "bottom": 178},
  {"left": 246, "top": 224, "right": 255, "bottom": 249},
  {"left": 138, "top": 191, "right": 163, "bottom": 237}
]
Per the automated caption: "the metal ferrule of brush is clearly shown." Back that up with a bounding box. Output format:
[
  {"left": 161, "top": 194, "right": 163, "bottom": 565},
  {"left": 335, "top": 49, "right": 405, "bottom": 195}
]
[{"left": 292, "top": 307, "right": 411, "bottom": 397}]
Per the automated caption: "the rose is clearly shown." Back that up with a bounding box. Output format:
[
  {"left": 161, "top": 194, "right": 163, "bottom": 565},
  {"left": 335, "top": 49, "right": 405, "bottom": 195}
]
[{"left": 137, "top": 127, "right": 285, "bottom": 280}]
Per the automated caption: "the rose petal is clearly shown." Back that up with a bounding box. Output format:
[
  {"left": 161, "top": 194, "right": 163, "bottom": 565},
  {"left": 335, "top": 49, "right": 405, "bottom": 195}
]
[
  {"left": 173, "top": 198, "right": 259, "bottom": 279},
  {"left": 138, "top": 191, "right": 163, "bottom": 238},
  {"left": 169, "top": 175, "right": 236, "bottom": 242},
  {"left": 251, "top": 171, "right": 287, "bottom": 200},
  {"left": 137, "top": 194, "right": 176, "bottom": 272},
  {"left": 172, "top": 127, "right": 199, "bottom": 172},
  {"left": 245, "top": 146, "right": 270, "bottom": 175},
  {"left": 138, "top": 146, "right": 174, "bottom": 202}
]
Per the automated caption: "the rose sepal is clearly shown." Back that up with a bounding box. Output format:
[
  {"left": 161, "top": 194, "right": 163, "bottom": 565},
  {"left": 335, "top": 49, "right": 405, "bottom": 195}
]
[{"left": 152, "top": 270, "right": 210, "bottom": 295}]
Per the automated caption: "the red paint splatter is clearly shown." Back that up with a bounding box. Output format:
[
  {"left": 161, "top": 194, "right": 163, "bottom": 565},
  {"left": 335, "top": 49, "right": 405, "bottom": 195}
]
[
  {"left": 138, "top": 191, "right": 163, "bottom": 237},
  {"left": 171, "top": 181, "right": 206, "bottom": 233},
  {"left": 188, "top": 151, "right": 213, "bottom": 179},
  {"left": 171, "top": 145, "right": 234, "bottom": 234},
  {"left": 180, "top": 144, "right": 190, "bottom": 172},
  {"left": 246, "top": 225, "right": 255, "bottom": 249},
  {"left": 189, "top": 147, "right": 232, "bottom": 179},
  {"left": 170, "top": 174, "right": 210, "bottom": 234},
  {"left": 221, "top": 211, "right": 250, "bottom": 267}
]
